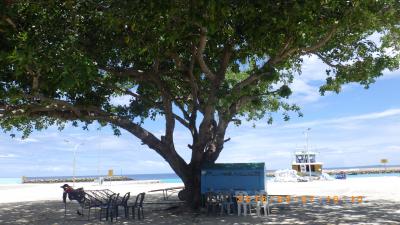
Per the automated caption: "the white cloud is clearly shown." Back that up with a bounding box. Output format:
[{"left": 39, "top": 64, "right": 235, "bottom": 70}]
[
  {"left": 387, "top": 145, "right": 400, "bottom": 151},
  {"left": 0, "top": 154, "right": 17, "bottom": 158},
  {"left": 128, "top": 160, "right": 171, "bottom": 173},
  {"left": 214, "top": 107, "right": 400, "bottom": 169},
  {"left": 140, "top": 160, "right": 169, "bottom": 167},
  {"left": 40, "top": 166, "right": 66, "bottom": 172},
  {"left": 15, "top": 138, "right": 39, "bottom": 143},
  {"left": 288, "top": 56, "right": 326, "bottom": 104},
  {"left": 299, "top": 55, "right": 329, "bottom": 81},
  {"left": 286, "top": 108, "right": 400, "bottom": 129},
  {"left": 289, "top": 79, "right": 321, "bottom": 104},
  {"left": 289, "top": 54, "right": 400, "bottom": 106},
  {"left": 110, "top": 95, "right": 132, "bottom": 106},
  {"left": 378, "top": 69, "right": 400, "bottom": 80},
  {"left": 94, "top": 136, "right": 137, "bottom": 152}
]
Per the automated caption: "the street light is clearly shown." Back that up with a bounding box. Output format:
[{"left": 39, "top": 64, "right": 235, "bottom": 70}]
[
  {"left": 303, "top": 128, "right": 312, "bottom": 177},
  {"left": 64, "top": 139, "right": 84, "bottom": 187},
  {"left": 97, "top": 141, "right": 104, "bottom": 185}
]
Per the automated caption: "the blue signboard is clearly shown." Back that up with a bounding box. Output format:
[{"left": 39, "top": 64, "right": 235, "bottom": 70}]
[{"left": 200, "top": 163, "right": 265, "bottom": 194}]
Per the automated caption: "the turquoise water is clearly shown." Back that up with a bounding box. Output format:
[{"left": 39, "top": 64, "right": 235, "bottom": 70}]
[
  {"left": 0, "top": 177, "right": 182, "bottom": 184},
  {"left": 160, "top": 178, "right": 183, "bottom": 183},
  {"left": 0, "top": 175, "right": 183, "bottom": 185},
  {"left": 347, "top": 172, "right": 400, "bottom": 179},
  {"left": 0, "top": 178, "right": 21, "bottom": 184},
  {"left": 1, "top": 172, "right": 398, "bottom": 185}
]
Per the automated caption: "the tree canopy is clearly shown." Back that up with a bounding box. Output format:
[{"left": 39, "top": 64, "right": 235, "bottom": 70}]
[{"left": 1, "top": 0, "right": 399, "bottom": 205}]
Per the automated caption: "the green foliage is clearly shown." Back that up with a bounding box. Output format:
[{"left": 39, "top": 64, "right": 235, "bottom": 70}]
[{"left": 0, "top": 0, "right": 399, "bottom": 138}]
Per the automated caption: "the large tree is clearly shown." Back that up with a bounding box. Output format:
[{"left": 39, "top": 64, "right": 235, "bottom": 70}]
[{"left": 1, "top": 1, "right": 399, "bottom": 207}]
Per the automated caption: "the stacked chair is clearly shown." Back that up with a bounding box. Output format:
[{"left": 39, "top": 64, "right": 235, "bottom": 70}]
[
  {"left": 235, "top": 191, "right": 250, "bottom": 216},
  {"left": 219, "top": 192, "right": 235, "bottom": 215},
  {"left": 204, "top": 190, "right": 270, "bottom": 217},
  {"left": 116, "top": 192, "right": 131, "bottom": 219},
  {"left": 235, "top": 191, "right": 270, "bottom": 216},
  {"left": 255, "top": 190, "right": 270, "bottom": 216},
  {"left": 99, "top": 193, "right": 119, "bottom": 222},
  {"left": 205, "top": 192, "right": 221, "bottom": 215},
  {"left": 62, "top": 185, "right": 135, "bottom": 222},
  {"left": 205, "top": 192, "right": 235, "bottom": 215},
  {"left": 129, "top": 192, "right": 146, "bottom": 220}
]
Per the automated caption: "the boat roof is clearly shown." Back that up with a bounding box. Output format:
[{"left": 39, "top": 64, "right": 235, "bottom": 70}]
[
  {"left": 294, "top": 151, "right": 318, "bottom": 155},
  {"left": 292, "top": 162, "right": 323, "bottom": 165}
]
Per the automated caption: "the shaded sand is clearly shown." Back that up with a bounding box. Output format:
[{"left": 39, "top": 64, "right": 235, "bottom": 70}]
[
  {"left": 1, "top": 198, "right": 400, "bottom": 224},
  {"left": 0, "top": 176, "right": 400, "bottom": 224}
]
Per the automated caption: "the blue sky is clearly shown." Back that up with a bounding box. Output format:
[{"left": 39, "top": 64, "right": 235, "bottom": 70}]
[{"left": 1, "top": 55, "right": 400, "bottom": 178}]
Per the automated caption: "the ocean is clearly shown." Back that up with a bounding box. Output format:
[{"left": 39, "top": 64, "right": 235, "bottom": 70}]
[
  {"left": 127, "top": 173, "right": 182, "bottom": 183},
  {"left": 1, "top": 172, "right": 399, "bottom": 185},
  {"left": 0, "top": 178, "right": 22, "bottom": 185},
  {"left": 0, "top": 173, "right": 182, "bottom": 185},
  {"left": 346, "top": 173, "right": 400, "bottom": 178}
]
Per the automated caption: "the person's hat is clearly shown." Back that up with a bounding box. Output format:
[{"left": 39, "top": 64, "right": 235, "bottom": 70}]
[{"left": 60, "top": 184, "right": 70, "bottom": 189}]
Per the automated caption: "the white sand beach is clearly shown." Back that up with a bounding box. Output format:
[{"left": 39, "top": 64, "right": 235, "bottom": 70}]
[
  {"left": 0, "top": 180, "right": 181, "bottom": 204},
  {"left": 0, "top": 176, "right": 400, "bottom": 224}
]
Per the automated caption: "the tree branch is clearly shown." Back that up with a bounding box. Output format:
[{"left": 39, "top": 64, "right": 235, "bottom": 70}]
[
  {"left": 174, "top": 102, "right": 189, "bottom": 120},
  {"left": 217, "top": 43, "right": 233, "bottom": 80},
  {"left": 149, "top": 63, "right": 176, "bottom": 146},
  {"left": 225, "top": 90, "right": 280, "bottom": 119},
  {"left": 169, "top": 52, "right": 184, "bottom": 71},
  {"left": 315, "top": 52, "right": 342, "bottom": 68},
  {"left": 95, "top": 78, "right": 141, "bottom": 99},
  {"left": 203, "top": 111, "right": 230, "bottom": 162},
  {"left": 301, "top": 26, "right": 338, "bottom": 54},
  {"left": 100, "top": 66, "right": 150, "bottom": 82},
  {"left": 230, "top": 62, "right": 275, "bottom": 94},
  {"left": 231, "top": 25, "right": 338, "bottom": 94},
  {"left": 174, "top": 113, "right": 191, "bottom": 129},
  {"left": 1, "top": 16, "right": 17, "bottom": 30},
  {"left": 1, "top": 97, "right": 190, "bottom": 178},
  {"left": 196, "top": 27, "right": 216, "bottom": 81},
  {"left": 97, "top": 78, "right": 192, "bottom": 138},
  {"left": 170, "top": 46, "right": 199, "bottom": 137}
]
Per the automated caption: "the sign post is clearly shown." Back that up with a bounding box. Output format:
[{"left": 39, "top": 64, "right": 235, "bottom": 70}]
[
  {"left": 108, "top": 169, "right": 114, "bottom": 177},
  {"left": 108, "top": 169, "right": 113, "bottom": 185},
  {"left": 380, "top": 159, "right": 388, "bottom": 170}
]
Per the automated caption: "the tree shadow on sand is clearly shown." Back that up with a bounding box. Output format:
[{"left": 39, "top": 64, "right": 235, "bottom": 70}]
[{"left": 0, "top": 198, "right": 399, "bottom": 225}]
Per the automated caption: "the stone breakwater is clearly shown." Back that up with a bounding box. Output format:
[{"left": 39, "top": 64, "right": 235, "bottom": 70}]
[
  {"left": 265, "top": 167, "right": 400, "bottom": 177},
  {"left": 323, "top": 167, "right": 400, "bottom": 175},
  {"left": 22, "top": 176, "right": 133, "bottom": 184}
]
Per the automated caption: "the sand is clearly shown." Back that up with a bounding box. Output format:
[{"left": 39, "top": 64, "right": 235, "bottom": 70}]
[
  {"left": 0, "top": 180, "right": 181, "bottom": 203},
  {"left": 0, "top": 176, "right": 400, "bottom": 224},
  {"left": 268, "top": 176, "right": 400, "bottom": 201}
]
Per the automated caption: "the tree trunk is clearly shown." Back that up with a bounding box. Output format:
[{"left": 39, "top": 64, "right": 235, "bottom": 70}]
[
  {"left": 179, "top": 120, "right": 229, "bottom": 208},
  {"left": 183, "top": 164, "right": 202, "bottom": 209}
]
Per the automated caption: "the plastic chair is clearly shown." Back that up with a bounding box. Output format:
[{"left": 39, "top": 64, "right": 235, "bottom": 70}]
[
  {"left": 235, "top": 191, "right": 249, "bottom": 216},
  {"left": 205, "top": 192, "right": 222, "bottom": 215},
  {"left": 219, "top": 192, "right": 235, "bottom": 215},
  {"left": 116, "top": 192, "right": 130, "bottom": 219},
  {"left": 256, "top": 190, "right": 270, "bottom": 216},
  {"left": 99, "top": 193, "right": 119, "bottom": 221},
  {"left": 130, "top": 192, "right": 145, "bottom": 220},
  {"left": 83, "top": 192, "right": 103, "bottom": 220}
]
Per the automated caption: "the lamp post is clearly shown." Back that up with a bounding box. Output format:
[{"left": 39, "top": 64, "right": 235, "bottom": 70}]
[
  {"left": 97, "top": 142, "right": 100, "bottom": 177},
  {"left": 303, "top": 128, "right": 312, "bottom": 177},
  {"left": 64, "top": 139, "right": 84, "bottom": 187},
  {"left": 97, "top": 141, "right": 103, "bottom": 185}
]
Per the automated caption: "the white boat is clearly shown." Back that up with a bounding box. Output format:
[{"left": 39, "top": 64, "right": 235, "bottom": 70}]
[{"left": 291, "top": 151, "right": 323, "bottom": 176}]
